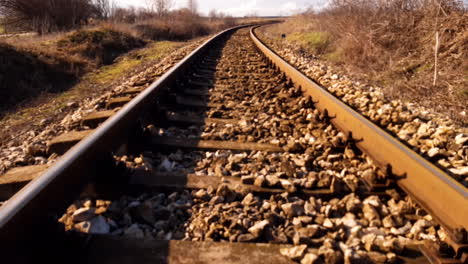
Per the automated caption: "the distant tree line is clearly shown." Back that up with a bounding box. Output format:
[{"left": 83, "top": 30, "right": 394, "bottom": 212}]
[
  {"left": 0, "top": 0, "right": 221, "bottom": 34},
  {"left": 0, "top": 0, "right": 114, "bottom": 33}
]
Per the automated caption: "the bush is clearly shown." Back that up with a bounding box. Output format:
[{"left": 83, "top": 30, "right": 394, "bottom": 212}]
[
  {"left": 0, "top": 0, "right": 103, "bottom": 34},
  {"left": 57, "top": 28, "right": 146, "bottom": 65},
  {"left": 270, "top": 0, "right": 467, "bottom": 122}
]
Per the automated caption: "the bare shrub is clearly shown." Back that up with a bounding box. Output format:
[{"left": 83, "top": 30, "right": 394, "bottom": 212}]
[
  {"left": 0, "top": 0, "right": 102, "bottom": 34},
  {"left": 271, "top": 0, "right": 467, "bottom": 122}
]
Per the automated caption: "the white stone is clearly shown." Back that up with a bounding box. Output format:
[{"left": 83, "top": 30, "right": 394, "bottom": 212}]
[
  {"left": 301, "top": 253, "right": 319, "bottom": 264},
  {"left": 449, "top": 167, "right": 468, "bottom": 176},
  {"left": 280, "top": 245, "right": 307, "bottom": 260},
  {"left": 248, "top": 220, "right": 269, "bottom": 237}
]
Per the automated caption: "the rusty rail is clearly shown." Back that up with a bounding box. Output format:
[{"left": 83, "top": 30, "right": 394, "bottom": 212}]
[{"left": 250, "top": 27, "right": 467, "bottom": 237}]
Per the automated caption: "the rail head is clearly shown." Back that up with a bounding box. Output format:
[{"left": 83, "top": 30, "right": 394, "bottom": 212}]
[
  {"left": 0, "top": 25, "right": 252, "bottom": 246},
  {"left": 249, "top": 26, "right": 468, "bottom": 235}
]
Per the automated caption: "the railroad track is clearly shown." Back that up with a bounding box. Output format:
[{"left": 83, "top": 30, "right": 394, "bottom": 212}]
[{"left": 0, "top": 25, "right": 466, "bottom": 263}]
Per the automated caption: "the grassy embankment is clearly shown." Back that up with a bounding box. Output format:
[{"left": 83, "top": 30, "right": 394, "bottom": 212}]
[
  {"left": 0, "top": 25, "right": 205, "bottom": 145},
  {"left": 264, "top": 5, "right": 467, "bottom": 123}
]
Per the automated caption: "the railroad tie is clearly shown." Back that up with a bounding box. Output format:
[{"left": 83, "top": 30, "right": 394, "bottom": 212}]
[
  {"left": 120, "top": 87, "right": 145, "bottom": 96},
  {"left": 176, "top": 96, "right": 222, "bottom": 108},
  {"left": 106, "top": 97, "right": 132, "bottom": 109},
  {"left": 129, "top": 171, "right": 333, "bottom": 196},
  {"left": 84, "top": 238, "right": 296, "bottom": 264},
  {"left": 150, "top": 136, "right": 284, "bottom": 152},
  {"left": 81, "top": 110, "right": 116, "bottom": 128},
  {"left": 0, "top": 165, "right": 48, "bottom": 200},
  {"left": 47, "top": 130, "right": 94, "bottom": 155},
  {"left": 165, "top": 111, "right": 239, "bottom": 126}
]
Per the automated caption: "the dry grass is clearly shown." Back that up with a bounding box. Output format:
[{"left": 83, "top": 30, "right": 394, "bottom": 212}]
[
  {"left": 264, "top": 2, "right": 467, "bottom": 124},
  {"left": 0, "top": 38, "right": 185, "bottom": 142},
  {"left": 0, "top": 14, "right": 240, "bottom": 117},
  {"left": 0, "top": 26, "right": 146, "bottom": 113}
]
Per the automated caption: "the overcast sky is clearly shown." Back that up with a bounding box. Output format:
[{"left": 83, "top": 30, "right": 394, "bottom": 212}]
[{"left": 114, "top": 0, "right": 330, "bottom": 16}]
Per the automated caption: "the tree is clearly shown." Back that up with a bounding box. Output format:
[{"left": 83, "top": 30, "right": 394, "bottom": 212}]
[
  {"left": 155, "top": 0, "right": 172, "bottom": 17},
  {"left": 146, "top": 0, "right": 172, "bottom": 17},
  {"left": 93, "top": 0, "right": 113, "bottom": 19},
  {"left": 208, "top": 9, "right": 217, "bottom": 20},
  {"left": 187, "top": 0, "right": 197, "bottom": 14},
  {"left": 0, "top": 0, "right": 98, "bottom": 34}
]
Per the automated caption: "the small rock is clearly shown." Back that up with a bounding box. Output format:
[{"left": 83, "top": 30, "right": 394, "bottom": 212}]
[
  {"left": 237, "top": 233, "right": 256, "bottom": 242},
  {"left": 265, "top": 175, "right": 280, "bottom": 187},
  {"left": 386, "top": 253, "right": 397, "bottom": 263},
  {"left": 193, "top": 189, "right": 209, "bottom": 200},
  {"left": 242, "top": 193, "right": 255, "bottom": 206},
  {"left": 301, "top": 253, "right": 319, "bottom": 264},
  {"left": 158, "top": 158, "right": 172, "bottom": 172},
  {"left": 74, "top": 216, "right": 110, "bottom": 234},
  {"left": 248, "top": 220, "right": 269, "bottom": 237},
  {"left": 294, "top": 225, "right": 323, "bottom": 244},
  {"left": 455, "top": 134, "right": 468, "bottom": 145},
  {"left": 280, "top": 179, "right": 297, "bottom": 193},
  {"left": 280, "top": 245, "right": 307, "bottom": 261},
  {"left": 362, "top": 204, "right": 380, "bottom": 221},
  {"left": 72, "top": 207, "right": 95, "bottom": 222},
  {"left": 281, "top": 202, "right": 304, "bottom": 218},
  {"left": 209, "top": 195, "right": 224, "bottom": 204},
  {"left": 449, "top": 167, "right": 468, "bottom": 176},
  {"left": 367, "top": 251, "right": 387, "bottom": 263},
  {"left": 216, "top": 184, "right": 237, "bottom": 202},
  {"left": 285, "top": 141, "right": 303, "bottom": 153},
  {"left": 124, "top": 224, "right": 144, "bottom": 238},
  {"left": 254, "top": 175, "right": 266, "bottom": 187},
  {"left": 280, "top": 160, "right": 296, "bottom": 177},
  {"left": 319, "top": 246, "right": 343, "bottom": 264},
  {"left": 133, "top": 201, "right": 155, "bottom": 224},
  {"left": 134, "top": 157, "right": 144, "bottom": 164}
]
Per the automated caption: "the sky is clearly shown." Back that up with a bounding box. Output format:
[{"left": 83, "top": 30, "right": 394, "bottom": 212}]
[{"left": 115, "top": 0, "right": 330, "bottom": 17}]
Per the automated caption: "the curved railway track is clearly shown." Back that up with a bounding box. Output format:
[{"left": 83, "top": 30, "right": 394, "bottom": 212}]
[{"left": 0, "top": 25, "right": 466, "bottom": 263}]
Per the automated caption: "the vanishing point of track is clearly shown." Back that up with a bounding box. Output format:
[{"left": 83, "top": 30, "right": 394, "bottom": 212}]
[{"left": 0, "top": 25, "right": 466, "bottom": 263}]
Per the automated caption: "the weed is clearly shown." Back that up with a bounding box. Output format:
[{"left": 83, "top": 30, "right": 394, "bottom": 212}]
[{"left": 287, "top": 32, "right": 331, "bottom": 54}]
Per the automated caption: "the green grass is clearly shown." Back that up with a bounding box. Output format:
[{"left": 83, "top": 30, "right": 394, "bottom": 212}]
[
  {"left": 93, "top": 41, "right": 180, "bottom": 83},
  {"left": 323, "top": 50, "right": 344, "bottom": 63},
  {"left": 287, "top": 32, "right": 331, "bottom": 54},
  {"left": 414, "top": 63, "right": 431, "bottom": 73}
]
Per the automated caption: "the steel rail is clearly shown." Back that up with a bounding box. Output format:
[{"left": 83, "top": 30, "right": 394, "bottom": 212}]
[
  {"left": 0, "top": 25, "right": 249, "bottom": 248},
  {"left": 250, "top": 27, "right": 467, "bottom": 235}
]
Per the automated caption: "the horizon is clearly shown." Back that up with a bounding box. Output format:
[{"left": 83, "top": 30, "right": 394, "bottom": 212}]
[{"left": 114, "top": 0, "right": 331, "bottom": 17}]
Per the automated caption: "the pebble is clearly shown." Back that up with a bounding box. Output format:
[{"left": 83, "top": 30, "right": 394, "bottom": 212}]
[
  {"left": 124, "top": 224, "right": 145, "bottom": 238},
  {"left": 301, "top": 253, "right": 319, "bottom": 264},
  {"left": 280, "top": 245, "right": 307, "bottom": 261},
  {"left": 72, "top": 207, "right": 95, "bottom": 222},
  {"left": 74, "top": 216, "right": 110, "bottom": 234},
  {"left": 248, "top": 220, "right": 269, "bottom": 237}
]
